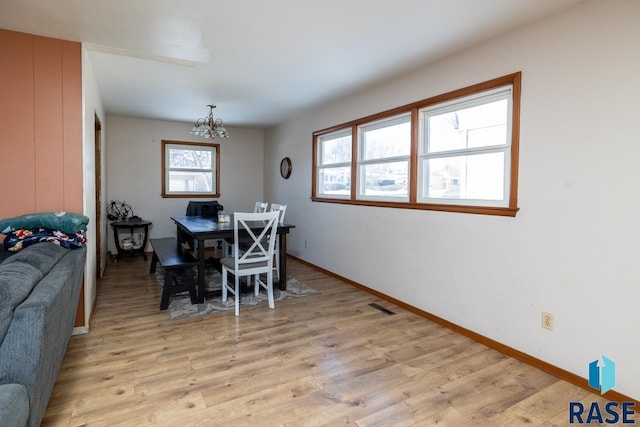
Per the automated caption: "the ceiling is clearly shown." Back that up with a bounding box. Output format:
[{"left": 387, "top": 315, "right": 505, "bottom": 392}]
[{"left": 0, "top": 0, "right": 583, "bottom": 129}]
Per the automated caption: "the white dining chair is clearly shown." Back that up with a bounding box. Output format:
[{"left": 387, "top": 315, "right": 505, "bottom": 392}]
[
  {"left": 220, "top": 210, "right": 280, "bottom": 316},
  {"left": 269, "top": 203, "right": 287, "bottom": 280},
  {"left": 223, "top": 201, "right": 269, "bottom": 257},
  {"left": 236, "top": 203, "right": 286, "bottom": 279}
]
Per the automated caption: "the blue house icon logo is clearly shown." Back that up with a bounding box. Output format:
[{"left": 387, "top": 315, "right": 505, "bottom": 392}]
[{"left": 588, "top": 355, "right": 615, "bottom": 395}]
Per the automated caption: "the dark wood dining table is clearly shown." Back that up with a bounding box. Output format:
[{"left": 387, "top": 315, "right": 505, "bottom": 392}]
[{"left": 171, "top": 215, "right": 295, "bottom": 303}]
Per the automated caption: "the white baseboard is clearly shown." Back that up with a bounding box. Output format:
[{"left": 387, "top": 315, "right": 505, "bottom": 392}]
[{"left": 72, "top": 326, "right": 88, "bottom": 335}]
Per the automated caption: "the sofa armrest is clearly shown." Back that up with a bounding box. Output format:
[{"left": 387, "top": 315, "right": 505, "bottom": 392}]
[{"left": 0, "top": 383, "right": 29, "bottom": 427}]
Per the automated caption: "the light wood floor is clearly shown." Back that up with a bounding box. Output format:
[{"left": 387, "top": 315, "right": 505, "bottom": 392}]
[{"left": 42, "top": 255, "right": 608, "bottom": 426}]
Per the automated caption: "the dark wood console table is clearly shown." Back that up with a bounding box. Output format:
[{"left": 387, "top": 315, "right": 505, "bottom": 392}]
[{"left": 111, "top": 219, "right": 152, "bottom": 261}]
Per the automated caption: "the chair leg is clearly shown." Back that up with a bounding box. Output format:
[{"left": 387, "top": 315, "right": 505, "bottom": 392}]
[
  {"left": 274, "top": 236, "right": 280, "bottom": 280},
  {"left": 221, "top": 267, "right": 228, "bottom": 302},
  {"left": 266, "top": 270, "right": 275, "bottom": 309},
  {"left": 254, "top": 274, "right": 259, "bottom": 296},
  {"left": 234, "top": 274, "right": 240, "bottom": 316}
]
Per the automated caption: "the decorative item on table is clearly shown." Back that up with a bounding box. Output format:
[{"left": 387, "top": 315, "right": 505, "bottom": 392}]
[
  {"left": 107, "top": 200, "right": 134, "bottom": 221},
  {"left": 121, "top": 237, "right": 134, "bottom": 250},
  {"left": 217, "top": 211, "right": 230, "bottom": 222}
]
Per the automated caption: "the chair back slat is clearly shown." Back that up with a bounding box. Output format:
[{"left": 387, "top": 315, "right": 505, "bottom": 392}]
[
  {"left": 254, "top": 201, "right": 268, "bottom": 213},
  {"left": 233, "top": 211, "right": 280, "bottom": 269},
  {"left": 270, "top": 203, "right": 287, "bottom": 224}
]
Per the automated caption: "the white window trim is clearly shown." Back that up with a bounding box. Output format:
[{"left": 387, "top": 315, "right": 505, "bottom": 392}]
[
  {"left": 356, "top": 113, "right": 411, "bottom": 202},
  {"left": 316, "top": 128, "right": 352, "bottom": 199},
  {"left": 417, "top": 86, "right": 513, "bottom": 207}
]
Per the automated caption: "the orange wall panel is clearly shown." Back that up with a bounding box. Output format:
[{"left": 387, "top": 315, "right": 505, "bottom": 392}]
[
  {"left": 0, "top": 30, "right": 36, "bottom": 215},
  {"left": 0, "top": 29, "right": 82, "bottom": 219},
  {"left": 34, "top": 37, "right": 65, "bottom": 212},
  {"left": 0, "top": 29, "right": 85, "bottom": 329},
  {"left": 62, "top": 41, "right": 83, "bottom": 213}
]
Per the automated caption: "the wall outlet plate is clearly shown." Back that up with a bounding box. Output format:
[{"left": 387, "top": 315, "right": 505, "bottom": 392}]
[{"left": 542, "top": 312, "right": 554, "bottom": 330}]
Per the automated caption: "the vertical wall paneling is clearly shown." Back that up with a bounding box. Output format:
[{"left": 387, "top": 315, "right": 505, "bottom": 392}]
[
  {"left": 34, "top": 37, "right": 64, "bottom": 211},
  {"left": 0, "top": 29, "right": 82, "bottom": 217},
  {"left": 0, "top": 29, "right": 84, "bottom": 328},
  {"left": 62, "top": 40, "right": 83, "bottom": 213},
  {"left": 0, "top": 30, "right": 36, "bottom": 215}
]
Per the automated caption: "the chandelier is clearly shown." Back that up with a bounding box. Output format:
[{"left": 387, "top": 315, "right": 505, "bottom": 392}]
[{"left": 189, "top": 104, "right": 229, "bottom": 139}]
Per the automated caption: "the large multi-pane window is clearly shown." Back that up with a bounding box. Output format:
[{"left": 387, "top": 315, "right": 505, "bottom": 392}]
[
  {"left": 161, "top": 140, "right": 220, "bottom": 198},
  {"left": 312, "top": 73, "right": 520, "bottom": 216}
]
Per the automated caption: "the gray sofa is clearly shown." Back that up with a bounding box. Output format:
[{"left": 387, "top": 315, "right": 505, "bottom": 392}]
[{"left": 0, "top": 243, "right": 86, "bottom": 427}]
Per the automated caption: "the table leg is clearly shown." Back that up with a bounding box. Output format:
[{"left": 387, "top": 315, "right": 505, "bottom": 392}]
[
  {"left": 278, "top": 233, "right": 287, "bottom": 290},
  {"left": 113, "top": 227, "right": 123, "bottom": 262},
  {"left": 197, "top": 238, "right": 206, "bottom": 303},
  {"left": 141, "top": 225, "right": 149, "bottom": 261}
]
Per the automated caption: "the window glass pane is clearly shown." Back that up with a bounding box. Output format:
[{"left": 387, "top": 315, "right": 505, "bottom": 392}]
[
  {"left": 423, "top": 152, "right": 504, "bottom": 201},
  {"left": 320, "top": 133, "right": 351, "bottom": 165},
  {"left": 318, "top": 167, "right": 350, "bottom": 195},
  {"left": 169, "top": 147, "right": 212, "bottom": 169},
  {"left": 362, "top": 120, "right": 410, "bottom": 161},
  {"left": 168, "top": 171, "right": 213, "bottom": 192},
  {"left": 360, "top": 161, "right": 408, "bottom": 198},
  {"left": 428, "top": 99, "right": 508, "bottom": 153}
]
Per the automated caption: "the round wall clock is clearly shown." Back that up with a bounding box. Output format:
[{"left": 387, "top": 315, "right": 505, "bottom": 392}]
[{"left": 280, "top": 157, "right": 292, "bottom": 179}]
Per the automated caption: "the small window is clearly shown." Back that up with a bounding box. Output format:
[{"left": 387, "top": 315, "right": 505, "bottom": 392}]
[
  {"left": 161, "top": 140, "right": 220, "bottom": 198},
  {"left": 315, "top": 129, "right": 352, "bottom": 198}
]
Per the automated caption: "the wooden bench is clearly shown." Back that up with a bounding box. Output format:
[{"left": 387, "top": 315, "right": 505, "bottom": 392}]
[{"left": 149, "top": 237, "right": 199, "bottom": 310}]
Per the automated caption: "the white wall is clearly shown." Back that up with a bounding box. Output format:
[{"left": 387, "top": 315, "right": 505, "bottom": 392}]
[
  {"left": 80, "top": 46, "right": 106, "bottom": 332},
  {"left": 264, "top": 0, "right": 640, "bottom": 399},
  {"left": 106, "top": 116, "right": 264, "bottom": 252}
]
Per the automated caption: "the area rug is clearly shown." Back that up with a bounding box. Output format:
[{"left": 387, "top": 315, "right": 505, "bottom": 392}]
[{"left": 154, "top": 268, "right": 319, "bottom": 320}]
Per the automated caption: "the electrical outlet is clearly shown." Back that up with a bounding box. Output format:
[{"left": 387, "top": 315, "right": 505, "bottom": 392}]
[
  {"left": 542, "top": 312, "right": 554, "bottom": 330},
  {"left": 304, "top": 239, "right": 308, "bottom": 248}
]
